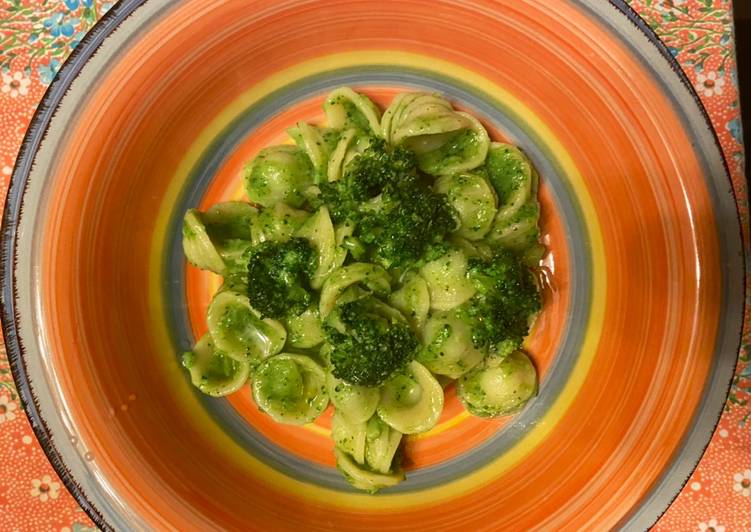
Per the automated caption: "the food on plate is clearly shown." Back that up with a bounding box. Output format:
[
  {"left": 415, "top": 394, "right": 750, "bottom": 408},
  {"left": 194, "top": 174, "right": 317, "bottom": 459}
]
[{"left": 181, "top": 88, "right": 544, "bottom": 491}]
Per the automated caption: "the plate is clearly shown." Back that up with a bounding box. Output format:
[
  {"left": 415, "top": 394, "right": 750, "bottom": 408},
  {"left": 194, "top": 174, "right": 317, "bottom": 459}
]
[{"left": 0, "top": 0, "right": 743, "bottom": 529}]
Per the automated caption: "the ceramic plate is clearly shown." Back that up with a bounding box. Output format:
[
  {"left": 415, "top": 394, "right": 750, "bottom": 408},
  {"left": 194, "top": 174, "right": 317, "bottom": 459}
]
[{"left": 1, "top": 0, "right": 744, "bottom": 530}]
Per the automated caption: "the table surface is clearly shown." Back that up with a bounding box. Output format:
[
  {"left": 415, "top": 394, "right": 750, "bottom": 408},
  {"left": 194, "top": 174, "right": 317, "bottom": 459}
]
[{"left": 0, "top": 0, "right": 748, "bottom": 530}]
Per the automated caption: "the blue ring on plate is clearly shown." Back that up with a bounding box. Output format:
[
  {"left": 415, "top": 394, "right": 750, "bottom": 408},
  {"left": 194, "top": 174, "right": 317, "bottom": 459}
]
[{"left": 162, "top": 68, "right": 592, "bottom": 492}]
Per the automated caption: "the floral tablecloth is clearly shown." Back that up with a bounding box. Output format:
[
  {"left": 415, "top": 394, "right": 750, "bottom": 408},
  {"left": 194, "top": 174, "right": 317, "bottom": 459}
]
[{"left": 0, "top": 0, "right": 748, "bottom": 530}]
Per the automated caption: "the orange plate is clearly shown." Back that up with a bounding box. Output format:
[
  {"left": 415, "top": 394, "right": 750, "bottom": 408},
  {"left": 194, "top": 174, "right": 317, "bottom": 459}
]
[{"left": 0, "top": 1, "right": 743, "bottom": 530}]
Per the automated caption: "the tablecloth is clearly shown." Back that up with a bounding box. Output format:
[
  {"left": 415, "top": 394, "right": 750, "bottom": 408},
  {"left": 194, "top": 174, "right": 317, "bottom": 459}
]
[{"left": 0, "top": 0, "right": 747, "bottom": 530}]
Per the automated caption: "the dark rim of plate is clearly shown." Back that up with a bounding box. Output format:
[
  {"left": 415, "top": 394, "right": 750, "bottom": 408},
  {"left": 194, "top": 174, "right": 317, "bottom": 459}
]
[{"left": 0, "top": 1, "right": 744, "bottom": 530}]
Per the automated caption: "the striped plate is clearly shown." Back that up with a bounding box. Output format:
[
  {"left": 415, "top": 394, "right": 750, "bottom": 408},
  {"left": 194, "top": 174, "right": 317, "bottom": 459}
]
[{"left": 1, "top": 0, "right": 744, "bottom": 530}]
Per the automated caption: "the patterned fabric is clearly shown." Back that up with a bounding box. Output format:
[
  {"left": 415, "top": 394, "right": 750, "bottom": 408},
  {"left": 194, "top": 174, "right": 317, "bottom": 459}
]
[{"left": 0, "top": 0, "right": 746, "bottom": 529}]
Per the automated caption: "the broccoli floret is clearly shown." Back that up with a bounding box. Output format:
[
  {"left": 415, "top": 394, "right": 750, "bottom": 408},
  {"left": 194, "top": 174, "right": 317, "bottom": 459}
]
[
  {"left": 246, "top": 237, "right": 316, "bottom": 319},
  {"left": 320, "top": 139, "right": 416, "bottom": 213},
  {"left": 357, "top": 186, "right": 456, "bottom": 269},
  {"left": 318, "top": 139, "right": 457, "bottom": 269},
  {"left": 325, "top": 298, "right": 418, "bottom": 386},
  {"left": 318, "top": 138, "right": 414, "bottom": 224},
  {"left": 461, "top": 250, "right": 541, "bottom": 350}
]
